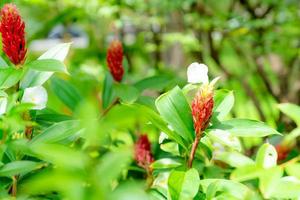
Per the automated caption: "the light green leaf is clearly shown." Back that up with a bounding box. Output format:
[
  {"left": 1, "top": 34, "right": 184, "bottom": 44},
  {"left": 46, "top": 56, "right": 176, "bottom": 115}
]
[
  {"left": 102, "top": 72, "right": 115, "bottom": 109},
  {"left": 151, "top": 158, "right": 183, "bottom": 169},
  {"left": 215, "top": 151, "right": 254, "bottom": 168},
  {"left": 50, "top": 77, "right": 83, "bottom": 111},
  {"left": 0, "top": 57, "right": 8, "bottom": 68},
  {"left": 199, "top": 179, "right": 254, "bottom": 200},
  {"left": 230, "top": 165, "right": 263, "bottom": 182},
  {"left": 30, "top": 120, "right": 81, "bottom": 144},
  {"left": 206, "top": 129, "right": 241, "bottom": 151},
  {"left": 268, "top": 176, "right": 300, "bottom": 199},
  {"left": 168, "top": 169, "right": 200, "bottom": 200},
  {"left": 213, "top": 90, "right": 234, "bottom": 121},
  {"left": 278, "top": 103, "right": 300, "bottom": 126},
  {"left": 259, "top": 167, "right": 283, "bottom": 199},
  {"left": 0, "top": 68, "right": 23, "bottom": 89},
  {"left": 156, "top": 86, "right": 194, "bottom": 144},
  {"left": 114, "top": 83, "right": 139, "bottom": 103},
  {"left": 0, "top": 161, "right": 43, "bottom": 177},
  {"left": 134, "top": 75, "right": 173, "bottom": 91},
  {"left": 256, "top": 143, "right": 277, "bottom": 169},
  {"left": 26, "top": 59, "right": 68, "bottom": 73},
  {"left": 20, "top": 43, "right": 71, "bottom": 89},
  {"left": 285, "top": 163, "right": 300, "bottom": 179},
  {"left": 212, "top": 119, "right": 280, "bottom": 137}
]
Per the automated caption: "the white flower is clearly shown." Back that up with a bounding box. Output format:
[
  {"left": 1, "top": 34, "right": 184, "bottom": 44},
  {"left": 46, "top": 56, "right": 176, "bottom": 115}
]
[
  {"left": 0, "top": 97, "right": 7, "bottom": 115},
  {"left": 187, "top": 62, "right": 209, "bottom": 84},
  {"left": 22, "top": 86, "right": 48, "bottom": 110}
]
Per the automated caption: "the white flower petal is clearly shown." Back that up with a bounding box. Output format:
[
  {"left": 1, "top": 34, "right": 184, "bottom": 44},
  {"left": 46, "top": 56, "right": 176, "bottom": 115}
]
[
  {"left": 187, "top": 62, "right": 209, "bottom": 84},
  {"left": 0, "top": 97, "right": 7, "bottom": 115},
  {"left": 22, "top": 86, "right": 48, "bottom": 110}
]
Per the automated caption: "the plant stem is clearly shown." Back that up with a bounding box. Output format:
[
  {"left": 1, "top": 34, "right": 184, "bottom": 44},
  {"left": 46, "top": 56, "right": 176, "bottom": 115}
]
[
  {"left": 102, "top": 98, "right": 119, "bottom": 117},
  {"left": 11, "top": 176, "right": 17, "bottom": 197},
  {"left": 188, "top": 131, "right": 202, "bottom": 168}
]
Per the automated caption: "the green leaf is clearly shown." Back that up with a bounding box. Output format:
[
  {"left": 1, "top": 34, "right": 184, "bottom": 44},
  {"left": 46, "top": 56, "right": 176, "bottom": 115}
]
[
  {"left": 26, "top": 59, "right": 68, "bottom": 73},
  {"left": 215, "top": 151, "right": 254, "bottom": 168},
  {"left": 213, "top": 90, "right": 234, "bottom": 121},
  {"left": 114, "top": 83, "right": 139, "bottom": 103},
  {"left": 212, "top": 119, "right": 280, "bottom": 137},
  {"left": 168, "top": 169, "right": 200, "bottom": 200},
  {"left": 20, "top": 43, "right": 71, "bottom": 89},
  {"left": 151, "top": 158, "right": 183, "bottom": 169},
  {"left": 256, "top": 143, "right": 277, "bottom": 169},
  {"left": 206, "top": 129, "right": 241, "bottom": 151},
  {"left": 285, "top": 163, "right": 300, "bottom": 179},
  {"left": 134, "top": 75, "right": 173, "bottom": 91},
  {"left": 0, "top": 161, "right": 43, "bottom": 177},
  {"left": 199, "top": 179, "right": 254, "bottom": 200},
  {"left": 268, "top": 176, "right": 300, "bottom": 199},
  {"left": 156, "top": 86, "right": 194, "bottom": 144},
  {"left": 0, "top": 68, "right": 23, "bottom": 89},
  {"left": 0, "top": 57, "right": 8, "bottom": 68},
  {"left": 30, "top": 120, "right": 81, "bottom": 144},
  {"left": 131, "top": 104, "right": 187, "bottom": 149},
  {"left": 50, "top": 77, "right": 83, "bottom": 111},
  {"left": 102, "top": 72, "right": 115, "bottom": 109},
  {"left": 278, "top": 103, "right": 300, "bottom": 126},
  {"left": 230, "top": 165, "right": 263, "bottom": 182},
  {"left": 259, "top": 167, "right": 283, "bottom": 199}
]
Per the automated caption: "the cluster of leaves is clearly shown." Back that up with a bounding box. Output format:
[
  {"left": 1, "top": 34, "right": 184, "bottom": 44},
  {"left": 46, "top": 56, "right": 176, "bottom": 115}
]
[{"left": 0, "top": 1, "right": 299, "bottom": 200}]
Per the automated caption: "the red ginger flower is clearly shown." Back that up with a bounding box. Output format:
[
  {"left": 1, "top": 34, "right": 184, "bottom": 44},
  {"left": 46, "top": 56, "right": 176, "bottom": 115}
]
[
  {"left": 192, "top": 84, "right": 214, "bottom": 134},
  {"left": 106, "top": 40, "right": 124, "bottom": 82},
  {"left": 275, "top": 144, "right": 290, "bottom": 162},
  {"left": 134, "top": 134, "right": 154, "bottom": 170},
  {"left": 0, "top": 4, "right": 27, "bottom": 66}
]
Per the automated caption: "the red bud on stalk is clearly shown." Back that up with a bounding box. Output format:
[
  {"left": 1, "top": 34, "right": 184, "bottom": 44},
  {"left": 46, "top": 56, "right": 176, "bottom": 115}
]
[
  {"left": 0, "top": 4, "right": 27, "bottom": 66},
  {"left": 106, "top": 40, "right": 124, "bottom": 82},
  {"left": 134, "top": 134, "right": 154, "bottom": 171},
  {"left": 192, "top": 84, "right": 214, "bottom": 134}
]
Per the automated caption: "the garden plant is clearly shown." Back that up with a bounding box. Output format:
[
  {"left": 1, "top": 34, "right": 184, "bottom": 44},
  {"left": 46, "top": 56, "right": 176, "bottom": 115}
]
[{"left": 0, "top": 1, "right": 299, "bottom": 200}]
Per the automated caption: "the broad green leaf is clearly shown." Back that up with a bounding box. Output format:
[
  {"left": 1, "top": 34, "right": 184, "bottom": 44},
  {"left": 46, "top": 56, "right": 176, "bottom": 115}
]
[
  {"left": 256, "top": 143, "right": 277, "bottom": 169},
  {"left": 50, "top": 77, "right": 83, "bottom": 111},
  {"left": 199, "top": 179, "right": 254, "bottom": 200},
  {"left": 259, "top": 167, "right": 283, "bottom": 199},
  {"left": 20, "top": 43, "right": 71, "bottom": 88},
  {"left": 206, "top": 129, "right": 241, "bottom": 151},
  {"left": 212, "top": 119, "right": 280, "bottom": 137},
  {"left": 102, "top": 72, "right": 115, "bottom": 109},
  {"left": 29, "top": 143, "right": 86, "bottom": 169},
  {"left": 168, "top": 169, "right": 200, "bottom": 200},
  {"left": 0, "top": 68, "right": 23, "bottom": 89},
  {"left": 97, "top": 149, "right": 132, "bottom": 187},
  {"left": 215, "top": 151, "right": 254, "bottom": 168},
  {"left": 151, "top": 158, "right": 183, "bottom": 169},
  {"left": 0, "top": 57, "right": 8, "bottom": 68},
  {"left": 283, "top": 128, "right": 300, "bottom": 145},
  {"left": 156, "top": 86, "right": 194, "bottom": 143},
  {"left": 131, "top": 104, "right": 187, "bottom": 149},
  {"left": 0, "top": 161, "right": 43, "bottom": 177},
  {"left": 278, "top": 103, "right": 300, "bottom": 126},
  {"left": 114, "top": 83, "right": 139, "bottom": 103},
  {"left": 230, "top": 165, "right": 263, "bottom": 182},
  {"left": 268, "top": 176, "right": 300, "bottom": 199},
  {"left": 213, "top": 90, "right": 234, "bottom": 120},
  {"left": 134, "top": 75, "right": 173, "bottom": 91},
  {"left": 30, "top": 120, "right": 81, "bottom": 144},
  {"left": 285, "top": 163, "right": 300, "bottom": 179},
  {"left": 26, "top": 59, "right": 68, "bottom": 73},
  {"left": 36, "top": 109, "right": 73, "bottom": 127}
]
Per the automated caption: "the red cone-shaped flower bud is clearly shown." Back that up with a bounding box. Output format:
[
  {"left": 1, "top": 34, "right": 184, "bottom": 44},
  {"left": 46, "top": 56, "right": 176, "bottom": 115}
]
[
  {"left": 0, "top": 4, "right": 27, "bottom": 66},
  {"left": 192, "top": 84, "right": 214, "bottom": 134},
  {"left": 134, "top": 134, "right": 154, "bottom": 170},
  {"left": 106, "top": 40, "right": 124, "bottom": 82},
  {"left": 275, "top": 144, "right": 290, "bottom": 162}
]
